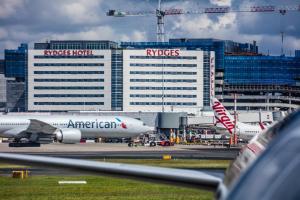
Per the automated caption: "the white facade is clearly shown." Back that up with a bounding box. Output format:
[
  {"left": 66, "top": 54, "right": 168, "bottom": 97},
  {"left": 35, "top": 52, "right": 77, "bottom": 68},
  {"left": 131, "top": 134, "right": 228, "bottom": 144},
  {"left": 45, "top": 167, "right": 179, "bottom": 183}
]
[
  {"left": 27, "top": 50, "right": 111, "bottom": 111},
  {"left": 123, "top": 49, "right": 205, "bottom": 114}
]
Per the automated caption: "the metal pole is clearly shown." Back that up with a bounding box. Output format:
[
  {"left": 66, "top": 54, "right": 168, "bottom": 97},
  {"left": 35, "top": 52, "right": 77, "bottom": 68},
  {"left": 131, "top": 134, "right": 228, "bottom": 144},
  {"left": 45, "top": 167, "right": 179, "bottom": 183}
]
[
  {"left": 234, "top": 94, "right": 237, "bottom": 145},
  {"left": 156, "top": 0, "right": 165, "bottom": 42},
  {"left": 161, "top": 57, "right": 165, "bottom": 112}
]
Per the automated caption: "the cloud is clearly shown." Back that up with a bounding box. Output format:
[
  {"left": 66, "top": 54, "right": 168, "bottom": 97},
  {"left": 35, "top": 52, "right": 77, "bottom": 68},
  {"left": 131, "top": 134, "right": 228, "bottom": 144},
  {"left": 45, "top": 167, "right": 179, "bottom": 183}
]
[
  {"left": 0, "top": 0, "right": 299, "bottom": 58},
  {"left": 171, "top": 12, "right": 237, "bottom": 39},
  {"left": 0, "top": 0, "right": 25, "bottom": 19},
  {"left": 45, "top": 26, "right": 147, "bottom": 43},
  {"left": 0, "top": 28, "right": 8, "bottom": 40},
  {"left": 210, "top": 0, "right": 233, "bottom": 6},
  {"left": 60, "top": 0, "right": 103, "bottom": 25}
]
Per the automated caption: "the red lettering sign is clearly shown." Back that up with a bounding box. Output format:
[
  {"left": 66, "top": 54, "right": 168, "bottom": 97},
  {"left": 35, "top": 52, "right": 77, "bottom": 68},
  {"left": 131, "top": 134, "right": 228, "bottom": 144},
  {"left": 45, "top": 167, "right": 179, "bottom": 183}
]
[
  {"left": 146, "top": 49, "right": 180, "bottom": 57},
  {"left": 210, "top": 56, "right": 215, "bottom": 97},
  {"left": 43, "top": 50, "right": 93, "bottom": 56},
  {"left": 213, "top": 101, "right": 235, "bottom": 134}
]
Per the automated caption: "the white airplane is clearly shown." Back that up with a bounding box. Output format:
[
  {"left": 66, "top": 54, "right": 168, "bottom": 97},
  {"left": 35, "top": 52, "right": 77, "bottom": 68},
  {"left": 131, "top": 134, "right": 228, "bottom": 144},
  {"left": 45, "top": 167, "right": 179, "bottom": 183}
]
[
  {"left": 0, "top": 115, "right": 154, "bottom": 146},
  {"left": 211, "top": 98, "right": 265, "bottom": 140}
]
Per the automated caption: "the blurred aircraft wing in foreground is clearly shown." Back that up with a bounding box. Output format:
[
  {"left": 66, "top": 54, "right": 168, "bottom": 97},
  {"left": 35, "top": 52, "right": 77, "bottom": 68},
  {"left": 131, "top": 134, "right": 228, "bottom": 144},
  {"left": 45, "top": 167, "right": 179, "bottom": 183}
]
[{"left": 0, "top": 152, "right": 222, "bottom": 191}]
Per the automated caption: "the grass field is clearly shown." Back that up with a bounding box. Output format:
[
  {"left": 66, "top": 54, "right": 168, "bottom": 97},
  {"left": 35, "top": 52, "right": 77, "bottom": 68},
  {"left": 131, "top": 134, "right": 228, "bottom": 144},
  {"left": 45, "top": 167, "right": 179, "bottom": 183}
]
[
  {"left": 0, "top": 159, "right": 230, "bottom": 200},
  {"left": 0, "top": 176, "right": 213, "bottom": 200},
  {"left": 103, "top": 159, "right": 230, "bottom": 169}
]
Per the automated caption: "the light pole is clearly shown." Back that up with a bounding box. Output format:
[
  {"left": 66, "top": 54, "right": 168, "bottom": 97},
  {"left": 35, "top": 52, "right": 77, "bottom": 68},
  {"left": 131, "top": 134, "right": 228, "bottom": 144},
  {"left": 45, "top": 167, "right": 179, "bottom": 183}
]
[{"left": 161, "top": 57, "right": 165, "bottom": 112}]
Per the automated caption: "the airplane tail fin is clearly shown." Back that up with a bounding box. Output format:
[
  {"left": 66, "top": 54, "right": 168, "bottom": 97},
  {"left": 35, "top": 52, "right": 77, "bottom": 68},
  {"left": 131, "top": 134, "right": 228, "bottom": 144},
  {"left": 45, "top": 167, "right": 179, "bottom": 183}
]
[
  {"left": 259, "top": 122, "right": 266, "bottom": 130},
  {"left": 211, "top": 98, "right": 235, "bottom": 134}
]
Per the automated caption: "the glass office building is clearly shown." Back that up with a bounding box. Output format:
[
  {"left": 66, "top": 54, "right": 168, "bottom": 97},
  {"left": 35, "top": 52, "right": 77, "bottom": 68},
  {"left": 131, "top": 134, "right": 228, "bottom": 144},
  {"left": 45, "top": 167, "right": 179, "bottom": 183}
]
[
  {"left": 224, "top": 55, "right": 300, "bottom": 85},
  {"left": 4, "top": 43, "right": 28, "bottom": 79},
  {"left": 111, "top": 49, "right": 123, "bottom": 111},
  {"left": 4, "top": 44, "right": 27, "bottom": 112},
  {"left": 220, "top": 54, "right": 300, "bottom": 111}
]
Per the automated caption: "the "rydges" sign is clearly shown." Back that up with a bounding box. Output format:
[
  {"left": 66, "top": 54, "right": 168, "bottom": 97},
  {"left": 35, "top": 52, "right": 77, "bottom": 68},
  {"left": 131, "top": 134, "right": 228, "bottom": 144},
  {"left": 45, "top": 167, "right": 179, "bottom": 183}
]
[
  {"left": 44, "top": 50, "right": 94, "bottom": 56},
  {"left": 146, "top": 49, "right": 180, "bottom": 57}
]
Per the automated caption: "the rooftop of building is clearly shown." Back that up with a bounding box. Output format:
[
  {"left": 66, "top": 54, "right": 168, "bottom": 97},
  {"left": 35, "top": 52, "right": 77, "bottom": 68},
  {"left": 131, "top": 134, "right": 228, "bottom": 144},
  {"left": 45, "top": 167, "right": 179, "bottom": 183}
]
[
  {"left": 121, "top": 38, "right": 259, "bottom": 55},
  {"left": 34, "top": 40, "right": 118, "bottom": 50},
  {"left": 5, "top": 44, "right": 28, "bottom": 53}
]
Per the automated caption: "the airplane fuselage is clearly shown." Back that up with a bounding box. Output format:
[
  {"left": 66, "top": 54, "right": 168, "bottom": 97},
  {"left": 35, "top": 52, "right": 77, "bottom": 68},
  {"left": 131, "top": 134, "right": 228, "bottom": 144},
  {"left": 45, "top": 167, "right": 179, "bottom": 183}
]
[{"left": 0, "top": 115, "right": 153, "bottom": 139}]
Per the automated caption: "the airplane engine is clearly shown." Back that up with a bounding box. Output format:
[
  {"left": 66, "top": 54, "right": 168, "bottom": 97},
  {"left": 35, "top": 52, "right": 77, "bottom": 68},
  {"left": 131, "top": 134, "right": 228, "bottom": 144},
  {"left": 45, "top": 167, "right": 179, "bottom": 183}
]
[{"left": 55, "top": 129, "right": 81, "bottom": 144}]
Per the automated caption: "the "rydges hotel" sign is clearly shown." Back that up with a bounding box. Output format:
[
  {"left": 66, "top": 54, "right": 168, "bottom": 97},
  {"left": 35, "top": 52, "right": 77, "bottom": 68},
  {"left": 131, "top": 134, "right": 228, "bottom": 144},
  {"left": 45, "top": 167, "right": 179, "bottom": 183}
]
[{"left": 43, "top": 50, "right": 94, "bottom": 56}]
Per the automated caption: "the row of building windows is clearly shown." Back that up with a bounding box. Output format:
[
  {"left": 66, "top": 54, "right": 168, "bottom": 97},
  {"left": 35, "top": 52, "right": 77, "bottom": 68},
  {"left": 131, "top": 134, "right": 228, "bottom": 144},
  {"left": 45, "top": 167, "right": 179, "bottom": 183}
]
[
  {"left": 34, "top": 86, "right": 104, "bottom": 90},
  {"left": 34, "top": 102, "right": 104, "bottom": 105},
  {"left": 34, "top": 71, "right": 104, "bottom": 74},
  {"left": 130, "top": 71, "right": 197, "bottom": 75},
  {"left": 34, "top": 63, "right": 104, "bottom": 67},
  {"left": 51, "top": 43, "right": 109, "bottom": 50},
  {"left": 130, "top": 102, "right": 197, "bottom": 106},
  {"left": 130, "top": 63, "right": 197, "bottom": 67},
  {"left": 34, "top": 55, "right": 104, "bottom": 59},
  {"left": 130, "top": 87, "right": 197, "bottom": 90},
  {"left": 130, "top": 79, "right": 197, "bottom": 83},
  {"left": 34, "top": 79, "right": 104, "bottom": 82},
  {"left": 130, "top": 56, "right": 197, "bottom": 60},
  {"left": 34, "top": 94, "right": 104, "bottom": 98},
  {"left": 130, "top": 94, "right": 197, "bottom": 98}
]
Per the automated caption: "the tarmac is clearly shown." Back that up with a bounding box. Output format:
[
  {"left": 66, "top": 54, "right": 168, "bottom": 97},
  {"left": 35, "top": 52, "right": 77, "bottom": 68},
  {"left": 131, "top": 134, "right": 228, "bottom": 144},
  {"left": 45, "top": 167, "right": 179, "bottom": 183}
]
[{"left": 0, "top": 143, "right": 240, "bottom": 159}]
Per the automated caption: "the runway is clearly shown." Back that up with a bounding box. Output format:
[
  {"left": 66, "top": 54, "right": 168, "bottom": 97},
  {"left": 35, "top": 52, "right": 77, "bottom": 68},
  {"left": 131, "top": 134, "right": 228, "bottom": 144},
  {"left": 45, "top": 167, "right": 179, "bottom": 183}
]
[{"left": 0, "top": 143, "right": 240, "bottom": 159}]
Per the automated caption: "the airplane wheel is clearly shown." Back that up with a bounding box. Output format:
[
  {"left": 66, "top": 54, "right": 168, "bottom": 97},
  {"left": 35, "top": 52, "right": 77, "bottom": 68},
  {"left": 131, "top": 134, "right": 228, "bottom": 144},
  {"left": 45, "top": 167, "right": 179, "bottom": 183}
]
[
  {"left": 150, "top": 142, "right": 156, "bottom": 147},
  {"left": 128, "top": 143, "right": 133, "bottom": 147}
]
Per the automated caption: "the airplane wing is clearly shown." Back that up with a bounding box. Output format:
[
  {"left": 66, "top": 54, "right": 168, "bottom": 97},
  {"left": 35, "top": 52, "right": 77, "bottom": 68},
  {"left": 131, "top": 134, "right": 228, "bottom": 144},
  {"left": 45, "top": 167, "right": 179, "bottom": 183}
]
[
  {"left": 26, "top": 119, "right": 57, "bottom": 135},
  {"left": 0, "top": 153, "right": 222, "bottom": 192},
  {"left": 4, "top": 119, "right": 58, "bottom": 143}
]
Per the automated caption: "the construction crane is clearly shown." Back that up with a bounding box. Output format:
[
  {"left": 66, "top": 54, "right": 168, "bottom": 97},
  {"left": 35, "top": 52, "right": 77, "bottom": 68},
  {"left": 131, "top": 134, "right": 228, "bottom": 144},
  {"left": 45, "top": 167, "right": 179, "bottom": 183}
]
[{"left": 107, "top": 1, "right": 300, "bottom": 43}]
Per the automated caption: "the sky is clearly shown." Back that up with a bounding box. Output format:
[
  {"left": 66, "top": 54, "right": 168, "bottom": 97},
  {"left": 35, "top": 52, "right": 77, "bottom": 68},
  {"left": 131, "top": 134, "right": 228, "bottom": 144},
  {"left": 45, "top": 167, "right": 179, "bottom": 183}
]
[{"left": 0, "top": 0, "right": 300, "bottom": 58}]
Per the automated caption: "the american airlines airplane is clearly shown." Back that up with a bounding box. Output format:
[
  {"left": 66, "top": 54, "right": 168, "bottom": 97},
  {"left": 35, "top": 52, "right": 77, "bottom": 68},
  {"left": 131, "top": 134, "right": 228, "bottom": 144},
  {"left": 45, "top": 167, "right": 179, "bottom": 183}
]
[
  {"left": 0, "top": 115, "right": 154, "bottom": 146},
  {"left": 212, "top": 98, "right": 265, "bottom": 140}
]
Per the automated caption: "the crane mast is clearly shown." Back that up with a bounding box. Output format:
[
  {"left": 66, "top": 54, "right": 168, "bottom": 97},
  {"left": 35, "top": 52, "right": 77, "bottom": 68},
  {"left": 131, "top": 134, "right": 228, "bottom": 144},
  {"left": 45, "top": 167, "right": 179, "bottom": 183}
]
[{"left": 156, "top": 0, "right": 165, "bottom": 42}]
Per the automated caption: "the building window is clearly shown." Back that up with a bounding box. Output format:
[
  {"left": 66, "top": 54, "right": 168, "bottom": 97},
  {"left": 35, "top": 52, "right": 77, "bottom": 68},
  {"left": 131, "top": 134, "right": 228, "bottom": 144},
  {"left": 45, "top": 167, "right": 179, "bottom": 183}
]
[
  {"left": 34, "top": 94, "right": 104, "bottom": 98},
  {"left": 34, "top": 102, "right": 104, "bottom": 105},
  {"left": 34, "top": 79, "right": 104, "bottom": 82},
  {"left": 130, "top": 79, "right": 197, "bottom": 83},
  {"left": 34, "top": 71, "right": 104, "bottom": 74},
  {"left": 130, "top": 86, "right": 197, "bottom": 90},
  {"left": 34, "top": 63, "right": 104, "bottom": 67},
  {"left": 34, "top": 86, "right": 104, "bottom": 90}
]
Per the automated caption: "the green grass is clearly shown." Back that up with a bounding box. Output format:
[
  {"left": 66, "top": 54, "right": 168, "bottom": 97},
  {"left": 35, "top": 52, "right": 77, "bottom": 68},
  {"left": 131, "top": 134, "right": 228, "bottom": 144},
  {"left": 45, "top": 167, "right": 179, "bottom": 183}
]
[
  {"left": 0, "top": 159, "right": 231, "bottom": 169},
  {"left": 0, "top": 164, "right": 29, "bottom": 169},
  {"left": 0, "top": 159, "right": 229, "bottom": 200},
  {"left": 0, "top": 176, "right": 213, "bottom": 200},
  {"left": 101, "top": 159, "right": 230, "bottom": 169}
]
